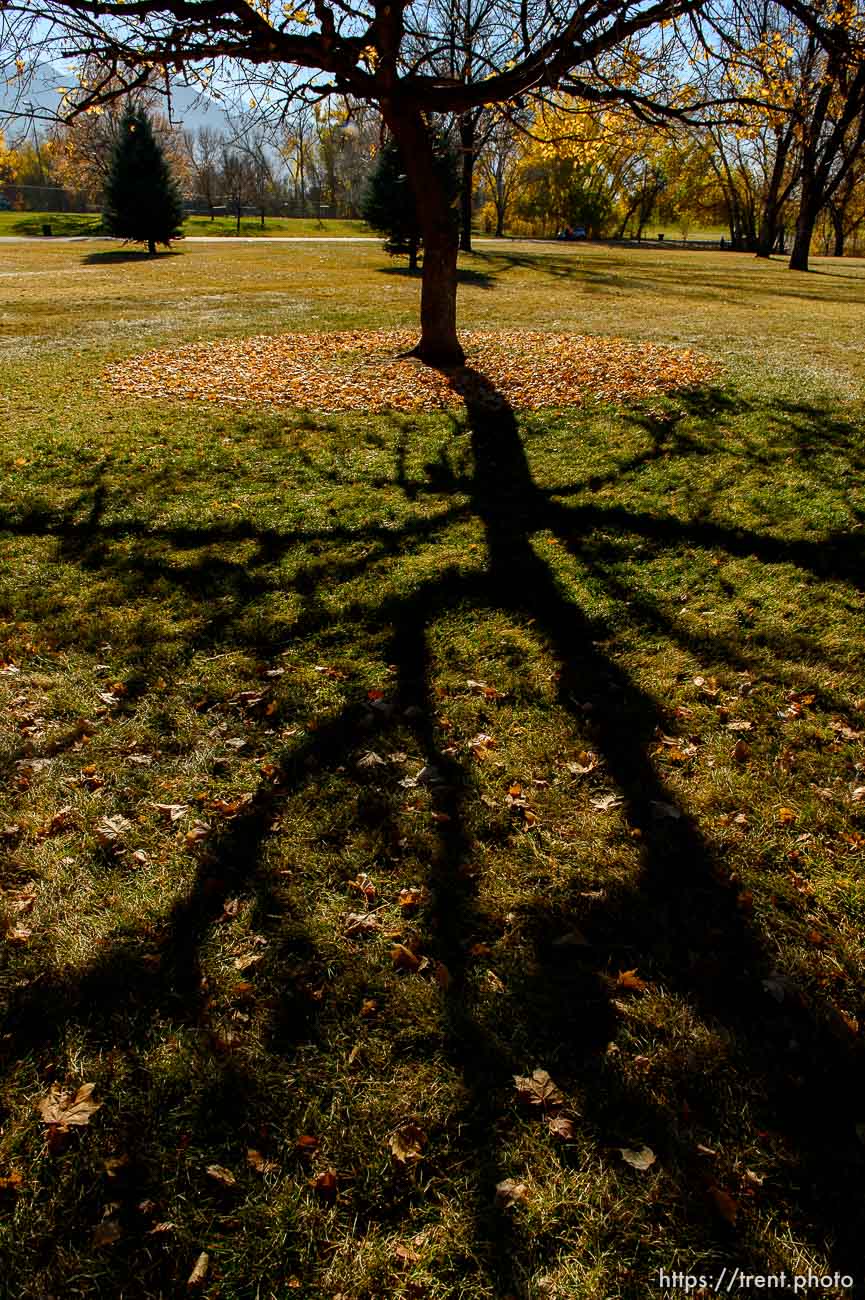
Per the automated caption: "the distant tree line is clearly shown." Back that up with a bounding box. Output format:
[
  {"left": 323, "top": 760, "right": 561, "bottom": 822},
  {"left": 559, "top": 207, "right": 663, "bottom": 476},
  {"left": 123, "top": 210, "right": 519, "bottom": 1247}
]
[{"left": 2, "top": 0, "right": 864, "bottom": 265}]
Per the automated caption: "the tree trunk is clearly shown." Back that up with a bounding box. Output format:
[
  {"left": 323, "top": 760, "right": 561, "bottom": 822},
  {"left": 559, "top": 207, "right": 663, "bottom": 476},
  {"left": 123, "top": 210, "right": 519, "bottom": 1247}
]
[
  {"left": 830, "top": 206, "right": 845, "bottom": 257},
  {"left": 459, "top": 114, "right": 475, "bottom": 254},
  {"left": 147, "top": 237, "right": 156, "bottom": 255},
  {"left": 495, "top": 206, "right": 505, "bottom": 238},
  {"left": 789, "top": 193, "right": 819, "bottom": 271},
  {"left": 409, "top": 234, "right": 419, "bottom": 272},
  {"left": 385, "top": 105, "right": 464, "bottom": 366},
  {"left": 755, "top": 214, "right": 775, "bottom": 259},
  {"left": 756, "top": 130, "right": 793, "bottom": 259}
]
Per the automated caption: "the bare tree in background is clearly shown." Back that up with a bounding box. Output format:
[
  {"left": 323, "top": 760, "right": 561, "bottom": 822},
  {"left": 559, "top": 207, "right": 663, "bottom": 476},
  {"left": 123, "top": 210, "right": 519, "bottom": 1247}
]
[
  {"left": 183, "top": 125, "right": 223, "bottom": 219},
  {"left": 478, "top": 115, "right": 522, "bottom": 237}
]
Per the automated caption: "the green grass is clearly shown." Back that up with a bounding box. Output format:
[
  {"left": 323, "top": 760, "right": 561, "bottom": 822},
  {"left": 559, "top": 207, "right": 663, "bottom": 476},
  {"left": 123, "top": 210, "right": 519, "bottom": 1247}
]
[
  {"left": 1, "top": 239, "right": 864, "bottom": 1300},
  {"left": 0, "top": 211, "right": 372, "bottom": 238}
]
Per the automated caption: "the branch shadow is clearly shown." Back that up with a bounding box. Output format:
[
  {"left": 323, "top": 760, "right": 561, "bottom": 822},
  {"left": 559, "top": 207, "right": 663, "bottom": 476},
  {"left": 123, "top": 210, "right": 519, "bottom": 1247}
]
[
  {"left": 2, "top": 369, "right": 865, "bottom": 1294},
  {"left": 377, "top": 264, "right": 496, "bottom": 289},
  {"left": 440, "top": 364, "right": 865, "bottom": 1292}
]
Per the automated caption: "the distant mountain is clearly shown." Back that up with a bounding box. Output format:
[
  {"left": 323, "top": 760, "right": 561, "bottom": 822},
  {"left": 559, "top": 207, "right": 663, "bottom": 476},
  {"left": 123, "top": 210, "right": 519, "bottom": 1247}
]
[{"left": 0, "top": 60, "right": 236, "bottom": 136}]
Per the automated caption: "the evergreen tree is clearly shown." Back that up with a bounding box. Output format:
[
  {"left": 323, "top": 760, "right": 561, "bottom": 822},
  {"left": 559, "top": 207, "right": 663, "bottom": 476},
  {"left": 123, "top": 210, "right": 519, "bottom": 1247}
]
[
  {"left": 103, "top": 108, "right": 184, "bottom": 255},
  {"left": 361, "top": 136, "right": 459, "bottom": 272}
]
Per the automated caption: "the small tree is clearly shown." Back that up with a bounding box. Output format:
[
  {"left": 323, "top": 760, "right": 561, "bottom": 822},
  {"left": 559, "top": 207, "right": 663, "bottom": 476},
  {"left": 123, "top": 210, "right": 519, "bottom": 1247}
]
[
  {"left": 361, "top": 136, "right": 458, "bottom": 272},
  {"left": 103, "top": 107, "right": 183, "bottom": 255}
]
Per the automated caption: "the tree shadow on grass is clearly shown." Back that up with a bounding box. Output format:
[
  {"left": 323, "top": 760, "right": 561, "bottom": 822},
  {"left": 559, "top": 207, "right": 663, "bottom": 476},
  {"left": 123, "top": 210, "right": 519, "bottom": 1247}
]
[
  {"left": 2, "top": 379, "right": 865, "bottom": 1294},
  {"left": 445, "top": 367, "right": 865, "bottom": 1292},
  {"left": 81, "top": 248, "right": 182, "bottom": 265},
  {"left": 471, "top": 248, "right": 583, "bottom": 281},
  {"left": 9, "top": 215, "right": 104, "bottom": 238},
  {"left": 377, "top": 263, "right": 497, "bottom": 289}
]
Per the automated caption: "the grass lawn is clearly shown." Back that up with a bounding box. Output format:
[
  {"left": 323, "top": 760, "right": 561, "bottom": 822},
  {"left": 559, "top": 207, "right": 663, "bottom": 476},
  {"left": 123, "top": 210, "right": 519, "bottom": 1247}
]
[
  {"left": 1, "top": 238, "right": 864, "bottom": 1300},
  {"left": 0, "top": 211, "right": 371, "bottom": 239}
]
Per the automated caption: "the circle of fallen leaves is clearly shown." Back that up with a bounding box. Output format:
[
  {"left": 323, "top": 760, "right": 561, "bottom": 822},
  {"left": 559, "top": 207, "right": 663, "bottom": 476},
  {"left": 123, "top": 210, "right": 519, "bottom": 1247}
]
[{"left": 102, "top": 330, "right": 717, "bottom": 414}]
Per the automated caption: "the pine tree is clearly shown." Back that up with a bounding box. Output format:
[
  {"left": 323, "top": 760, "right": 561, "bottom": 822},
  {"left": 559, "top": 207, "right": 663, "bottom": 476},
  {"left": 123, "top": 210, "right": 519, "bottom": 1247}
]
[
  {"left": 103, "top": 108, "right": 184, "bottom": 255},
  {"left": 361, "top": 136, "right": 459, "bottom": 272}
]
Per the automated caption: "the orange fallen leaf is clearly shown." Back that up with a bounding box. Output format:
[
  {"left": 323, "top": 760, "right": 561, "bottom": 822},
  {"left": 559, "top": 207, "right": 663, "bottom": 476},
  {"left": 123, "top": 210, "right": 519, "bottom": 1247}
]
[
  {"left": 616, "top": 969, "right": 648, "bottom": 993},
  {"left": 392, "top": 943, "right": 421, "bottom": 973},
  {"left": 310, "top": 1169, "right": 338, "bottom": 1202}
]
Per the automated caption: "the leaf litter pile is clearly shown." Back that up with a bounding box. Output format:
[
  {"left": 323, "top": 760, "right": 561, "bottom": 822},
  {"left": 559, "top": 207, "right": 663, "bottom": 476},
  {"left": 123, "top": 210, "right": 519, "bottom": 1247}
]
[{"left": 103, "top": 329, "right": 716, "bottom": 413}]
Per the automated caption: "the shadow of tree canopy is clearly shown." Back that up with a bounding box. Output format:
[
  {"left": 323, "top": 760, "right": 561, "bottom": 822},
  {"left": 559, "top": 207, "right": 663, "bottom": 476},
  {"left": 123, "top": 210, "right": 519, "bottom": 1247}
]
[
  {"left": 81, "top": 247, "right": 182, "bottom": 265},
  {"left": 1, "top": 373, "right": 864, "bottom": 1297}
]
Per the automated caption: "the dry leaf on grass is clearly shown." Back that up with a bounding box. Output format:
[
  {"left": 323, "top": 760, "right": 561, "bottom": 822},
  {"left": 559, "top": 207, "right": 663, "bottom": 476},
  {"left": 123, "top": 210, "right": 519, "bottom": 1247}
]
[
  {"left": 310, "top": 1169, "right": 338, "bottom": 1202},
  {"left": 391, "top": 942, "right": 421, "bottom": 973},
  {"left": 4, "top": 925, "right": 31, "bottom": 945},
  {"left": 344, "top": 911, "right": 381, "bottom": 937},
  {"left": 152, "top": 803, "right": 189, "bottom": 822},
  {"left": 38, "top": 1082, "right": 101, "bottom": 1130},
  {"left": 95, "top": 815, "right": 132, "bottom": 845},
  {"left": 393, "top": 1242, "right": 421, "bottom": 1265},
  {"left": 39, "top": 806, "right": 75, "bottom": 837},
  {"left": 185, "top": 820, "right": 211, "bottom": 845},
  {"left": 233, "top": 951, "right": 265, "bottom": 972},
  {"left": 348, "top": 872, "right": 376, "bottom": 901},
  {"left": 187, "top": 1252, "right": 210, "bottom": 1287},
  {"left": 619, "top": 1146, "right": 657, "bottom": 1170},
  {"left": 513, "top": 1068, "right": 564, "bottom": 1110},
  {"left": 390, "top": 1122, "right": 427, "bottom": 1164},
  {"left": 548, "top": 1116, "right": 577, "bottom": 1140},
  {"left": 205, "top": 1164, "right": 237, "bottom": 1188},
  {"left": 616, "top": 969, "right": 648, "bottom": 993},
  {"left": 103, "top": 1154, "right": 129, "bottom": 1178},
  {"left": 495, "top": 1178, "right": 530, "bottom": 1209},
  {"left": 591, "top": 794, "right": 623, "bottom": 812},
  {"left": 103, "top": 330, "right": 717, "bottom": 416},
  {"left": 246, "top": 1148, "right": 278, "bottom": 1174}
]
